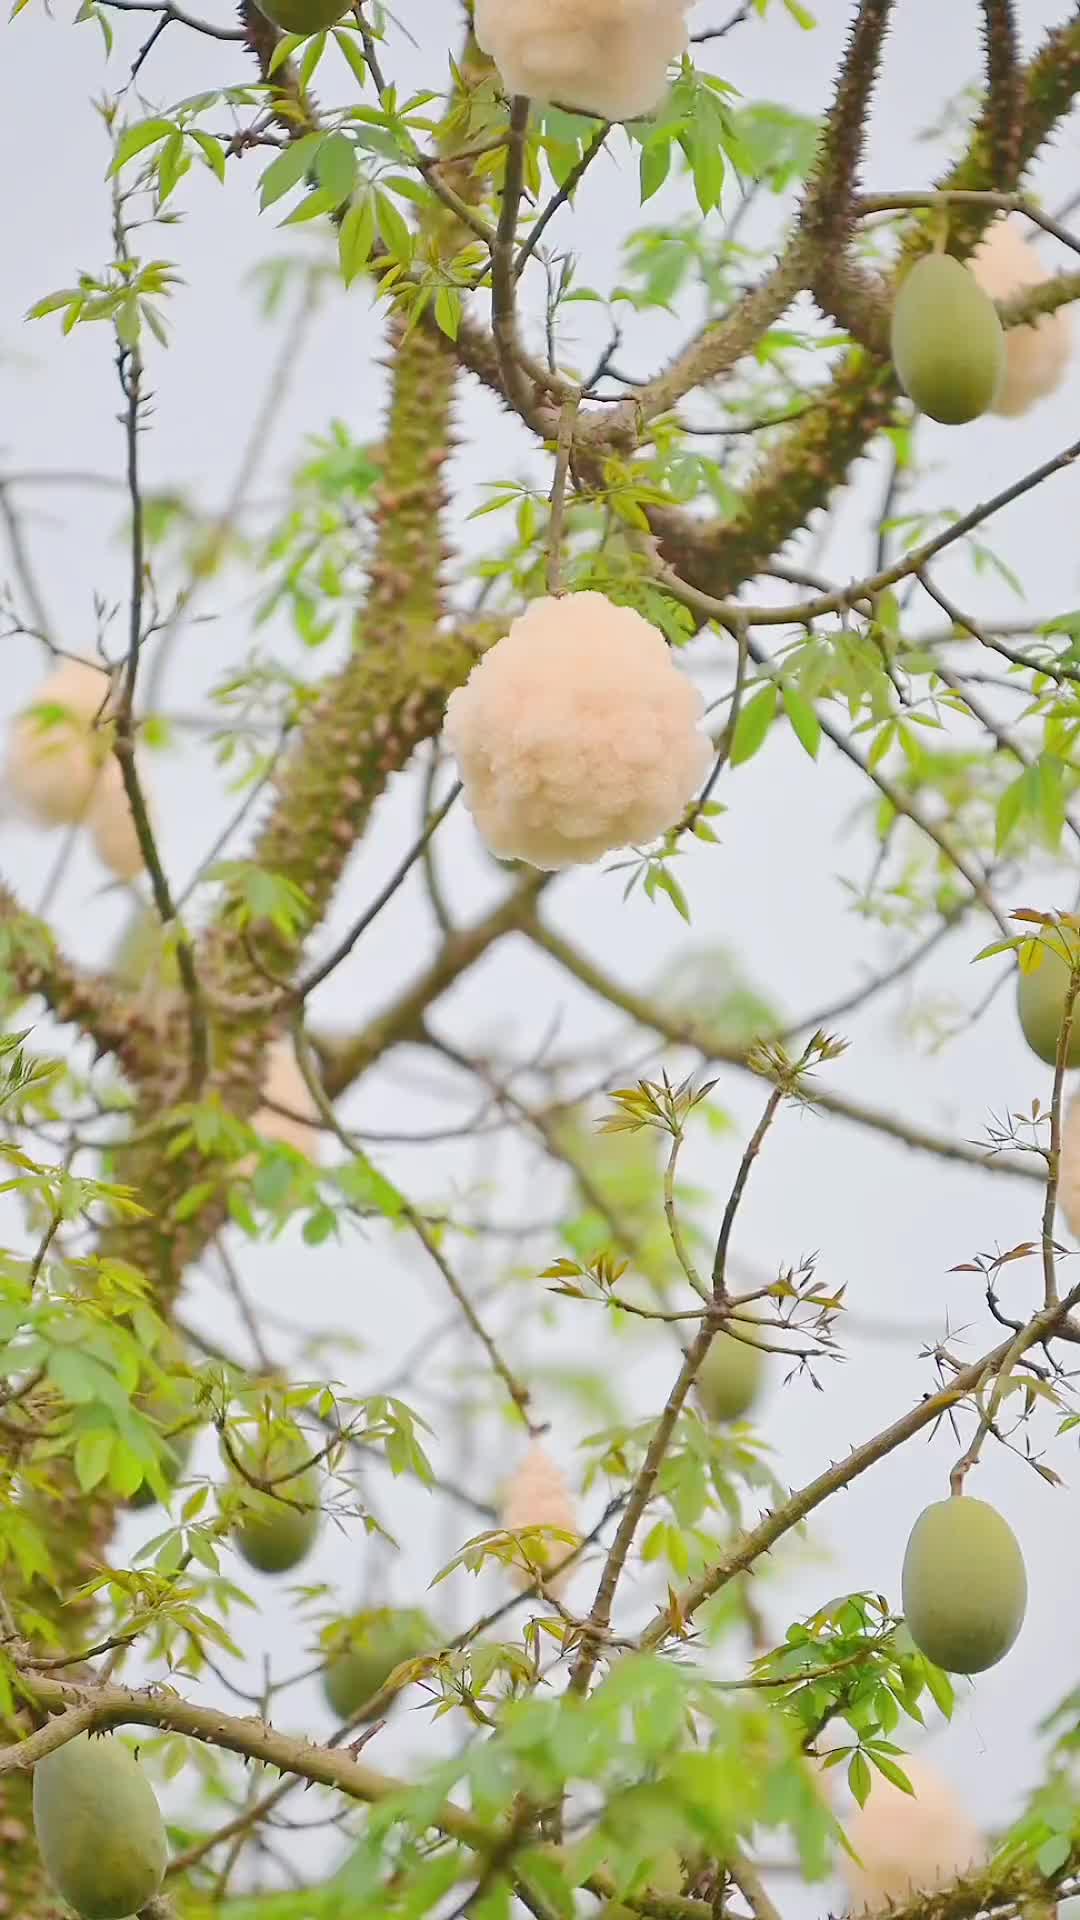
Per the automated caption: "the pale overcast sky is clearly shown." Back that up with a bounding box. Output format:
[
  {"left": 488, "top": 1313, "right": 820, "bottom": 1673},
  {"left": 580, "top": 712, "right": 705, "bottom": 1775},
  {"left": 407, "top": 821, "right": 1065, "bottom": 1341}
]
[{"left": 3, "top": 0, "right": 1080, "bottom": 1905}]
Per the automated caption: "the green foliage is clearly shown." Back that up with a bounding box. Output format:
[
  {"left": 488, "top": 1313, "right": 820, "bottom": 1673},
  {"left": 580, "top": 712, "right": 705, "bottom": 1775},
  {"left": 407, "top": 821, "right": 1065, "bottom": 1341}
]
[{"left": 6, "top": 4, "right": 1080, "bottom": 1914}]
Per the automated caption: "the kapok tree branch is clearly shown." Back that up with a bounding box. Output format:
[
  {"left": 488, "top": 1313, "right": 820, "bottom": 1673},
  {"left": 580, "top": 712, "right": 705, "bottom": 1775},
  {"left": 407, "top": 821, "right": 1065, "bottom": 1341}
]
[
  {"left": 0, "top": 65, "right": 492, "bottom": 1915},
  {"left": 0, "top": 878, "right": 154, "bottom": 1078},
  {"left": 980, "top": 1, "right": 1023, "bottom": 189},
  {"left": 568, "top": 1058, "right": 795, "bottom": 1698},
  {"left": 111, "top": 281, "right": 208, "bottom": 1095},
  {"left": 318, "top": 868, "right": 553, "bottom": 1097},
  {"left": 1, "top": 1669, "right": 714, "bottom": 1920},
  {"left": 802, "top": 0, "right": 895, "bottom": 349},
  {"left": 522, "top": 915, "right": 1042, "bottom": 1182},
  {"left": 648, "top": 10, "right": 1080, "bottom": 609},
  {"left": 652, "top": 419, "right": 1080, "bottom": 639},
  {"left": 642, "top": 1274, "right": 1080, "bottom": 1647}
]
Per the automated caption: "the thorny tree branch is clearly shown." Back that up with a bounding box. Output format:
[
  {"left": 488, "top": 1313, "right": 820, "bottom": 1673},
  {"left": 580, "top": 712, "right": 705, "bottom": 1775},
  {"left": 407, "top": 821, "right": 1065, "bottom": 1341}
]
[
  {"left": 643, "top": 1273, "right": 1080, "bottom": 1647},
  {"left": 6, "top": 8, "right": 1080, "bottom": 1915},
  {"left": 111, "top": 199, "right": 208, "bottom": 1093},
  {"left": 523, "top": 917, "right": 1042, "bottom": 1182},
  {"left": 568, "top": 1054, "right": 803, "bottom": 1698},
  {"left": 980, "top": 1, "right": 1023, "bottom": 191}
]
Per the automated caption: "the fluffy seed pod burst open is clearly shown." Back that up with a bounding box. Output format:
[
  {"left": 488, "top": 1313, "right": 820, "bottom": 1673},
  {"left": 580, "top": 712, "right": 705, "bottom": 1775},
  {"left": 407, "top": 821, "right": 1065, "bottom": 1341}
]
[
  {"left": 4, "top": 660, "right": 115, "bottom": 826},
  {"left": 443, "top": 593, "right": 710, "bottom": 870},
  {"left": 500, "top": 1442, "right": 579, "bottom": 1595},
  {"left": 839, "top": 1759, "right": 984, "bottom": 1911},
  {"left": 473, "top": 0, "right": 688, "bottom": 124},
  {"left": 971, "top": 217, "right": 1072, "bottom": 417},
  {"left": 87, "top": 766, "right": 145, "bottom": 881}
]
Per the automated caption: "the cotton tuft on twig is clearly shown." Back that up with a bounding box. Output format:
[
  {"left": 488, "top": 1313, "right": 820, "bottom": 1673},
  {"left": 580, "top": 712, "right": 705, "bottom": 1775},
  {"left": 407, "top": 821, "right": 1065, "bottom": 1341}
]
[
  {"left": 443, "top": 592, "right": 710, "bottom": 870},
  {"left": 500, "top": 1441, "right": 579, "bottom": 1596},
  {"left": 970, "top": 217, "right": 1072, "bottom": 417},
  {"left": 1058, "top": 1091, "right": 1080, "bottom": 1239},
  {"left": 839, "top": 1759, "right": 984, "bottom": 1911},
  {"left": 4, "top": 659, "right": 115, "bottom": 826},
  {"left": 88, "top": 765, "right": 146, "bottom": 881},
  {"left": 473, "top": 0, "right": 688, "bottom": 123},
  {"left": 254, "top": 1039, "right": 322, "bottom": 1159}
]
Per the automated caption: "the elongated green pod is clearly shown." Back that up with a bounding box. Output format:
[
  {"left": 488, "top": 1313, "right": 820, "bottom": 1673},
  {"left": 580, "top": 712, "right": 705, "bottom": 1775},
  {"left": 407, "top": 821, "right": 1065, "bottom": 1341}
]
[
  {"left": 230, "top": 1429, "right": 321, "bottom": 1574},
  {"left": 255, "top": 0, "right": 345, "bottom": 30},
  {"left": 1016, "top": 930, "right": 1080, "bottom": 1066},
  {"left": 322, "top": 1607, "right": 432, "bottom": 1720},
  {"left": 33, "top": 1732, "right": 167, "bottom": 1920},
  {"left": 695, "top": 1323, "right": 766, "bottom": 1422},
  {"left": 901, "top": 1495, "right": 1026, "bottom": 1674},
  {"left": 890, "top": 254, "right": 1005, "bottom": 424}
]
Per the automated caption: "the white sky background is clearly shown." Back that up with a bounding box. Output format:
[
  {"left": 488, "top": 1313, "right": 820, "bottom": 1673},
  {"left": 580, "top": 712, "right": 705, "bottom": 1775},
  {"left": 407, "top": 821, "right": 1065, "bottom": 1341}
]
[{"left": 3, "top": 0, "right": 1080, "bottom": 1906}]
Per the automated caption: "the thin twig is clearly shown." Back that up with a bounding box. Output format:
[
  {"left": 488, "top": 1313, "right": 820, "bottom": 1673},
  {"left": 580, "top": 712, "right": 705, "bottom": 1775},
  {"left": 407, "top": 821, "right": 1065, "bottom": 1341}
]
[
  {"left": 296, "top": 783, "right": 462, "bottom": 999},
  {"left": 97, "top": 0, "right": 243, "bottom": 34},
  {"left": 653, "top": 428, "right": 1080, "bottom": 634},
  {"left": 546, "top": 397, "right": 578, "bottom": 597},
  {"left": 491, "top": 96, "right": 537, "bottom": 419},
  {"left": 514, "top": 124, "right": 609, "bottom": 279},
  {"left": 290, "top": 1023, "right": 537, "bottom": 1432}
]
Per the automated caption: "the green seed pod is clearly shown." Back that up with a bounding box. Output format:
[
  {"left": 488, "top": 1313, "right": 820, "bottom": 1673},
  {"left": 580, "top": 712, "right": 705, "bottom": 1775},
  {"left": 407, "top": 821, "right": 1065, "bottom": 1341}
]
[
  {"left": 890, "top": 254, "right": 1005, "bottom": 424},
  {"left": 321, "top": 1607, "right": 432, "bottom": 1721},
  {"left": 230, "top": 1429, "right": 321, "bottom": 1575},
  {"left": 695, "top": 1320, "right": 766, "bottom": 1422},
  {"left": 1016, "top": 930, "right": 1080, "bottom": 1066},
  {"left": 901, "top": 1495, "right": 1026, "bottom": 1674},
  {"left": 33, "top": 1732, "right": 167, "bottom": 1920},
  {"left": 255, "top": 0, "right": 345, "bottom": 29}
]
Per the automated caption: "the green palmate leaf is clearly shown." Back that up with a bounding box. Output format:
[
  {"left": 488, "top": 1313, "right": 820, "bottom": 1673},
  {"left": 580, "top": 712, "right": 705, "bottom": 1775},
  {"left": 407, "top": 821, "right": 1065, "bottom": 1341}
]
[
  {"left": 375, "top": 188, "right": 413, "bottom": 264},
  {"left": 259, "top": 134, "right": 323, "bottom": 210},
  {"left": 280, "top": 187, "right": 343, "bottom": 228},
  {"left": 866, "top": 1750, "right": 914, "bottom": 1794},
  {"left": 1035, "top": 753, "right": 1066, "bottom": 848},
  {"left": 729, "top": 101, "right": 820, "bottom": 189},
  {"left": 433, "top": 285, "right": 462, "bottom": 340},
  {"left": 639, "top": 139, "right": 672, "bottom": 203},
  {"left": 298, "top": 28, "right": 328, "bottom": 88},
  {"left": 74, "top": 1426, "right": 113, "bottom": 1493},
  {"left": 334, "top": 24, "right": 370, "bottom": 87},
  {"left": 109, "top": 117, "right": 176, "bottom": 175},
  {"left": 730, "top": 684, "right": 777, "bottom": 766},
  {"left": 919, "top": 1660, "right": 955, "bottom": 1719},
  {"left": 158, "top": 129, "right": 188, "bottom": 205},
  {"left": 847, "top": 1748, "right": 871, "bottom": 1807},
  {"left": 1037, "top": 1835, "right": 1071, "bottom": 1876},
  {"left": 781, "top": 681, "right": 821, "bottom": 759},
  {"left": 339, "top": 192, "right": 377, "bottom": 284},
  {"left": 315, "top": 131, "right": 357, "bottom": 204},
  {"left": 267, "top": 30, "right": 303, "bottom": 73},
  {"left": 644, "top": 864, "right": 691, "bottom": 923},
  {"left": 995, "top": 770, "right": 1026, "bottom": 852},
  {"left": 188, "top": 128, "right": 226, "bottom": 182}
]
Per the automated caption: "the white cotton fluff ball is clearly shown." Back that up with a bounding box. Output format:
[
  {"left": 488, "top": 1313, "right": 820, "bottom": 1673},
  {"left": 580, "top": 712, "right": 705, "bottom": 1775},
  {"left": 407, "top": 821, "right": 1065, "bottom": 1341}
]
[
  {"left": 1058, "top": 1092, "right": 1080, "bottom": 1239},
  {"left": 5, "top": 660, "right": 114, "bottom": 826},
  {"left": 87, "top": 765, "right": 145, "bottom": 881},
  {"left": 254, "top": 1040, "right": 321, "bottom": 1158},
  {"left": 500, "top": 1442, "right": 579, "bottom": 1596},
  {"left": 473, "top": 0, "right": 688, "bottom": 123},
  {"left": 840, "top": 1760, "right": 984, "bottom": 1911},
  {"left": 443, "top": 593, "right": 710, "bottom": 870},
  {"left": 971, "top": 217, "right": 1072, "bottom": 416}
]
